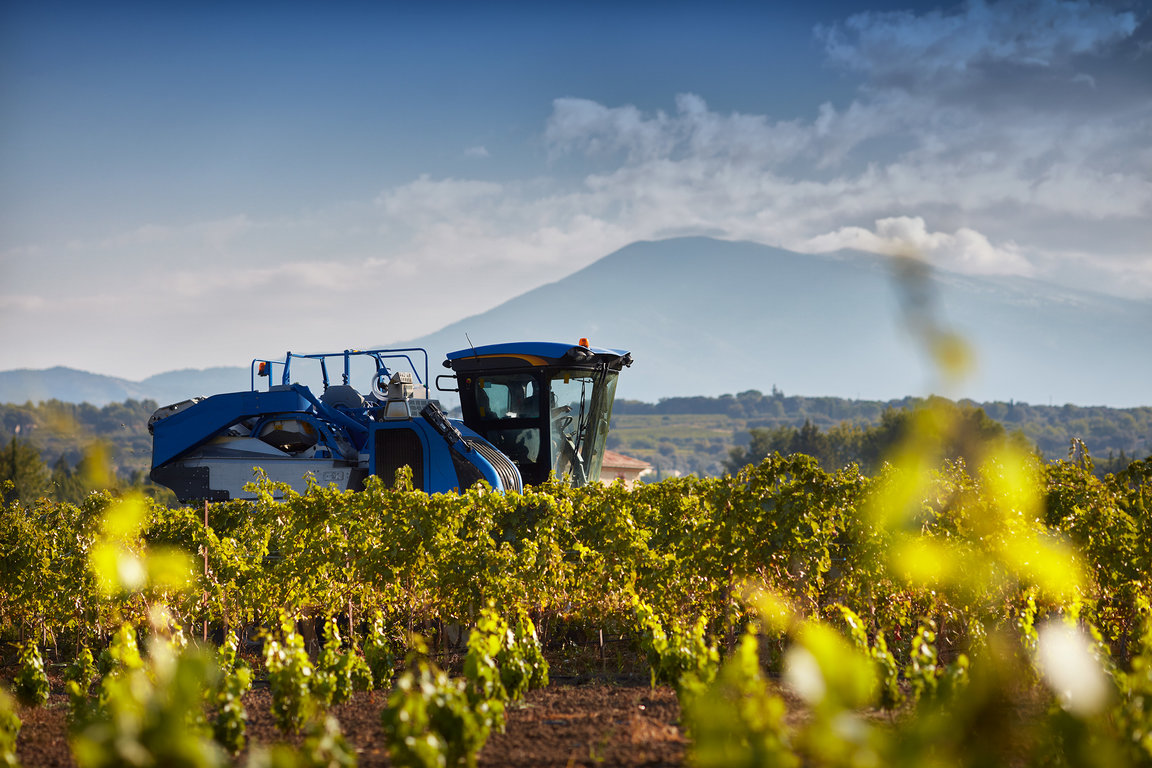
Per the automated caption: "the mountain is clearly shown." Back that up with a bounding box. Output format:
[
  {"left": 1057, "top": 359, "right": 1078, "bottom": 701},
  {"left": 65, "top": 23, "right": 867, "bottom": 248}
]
[
  {"left": 0, "top": 366, "right": 250, "bottom": 408},
  {"left": 0, "top": 367, "right": 153, "bottom": 407},
  {"left": 396, "top": 237, "right": 1152, "bottom": 408},
  {"left": 3, "top": 237, "right": 1149, "bottom": 407},
  {"left": 137, "top": 368, "right": 253, "bottom": 406}
]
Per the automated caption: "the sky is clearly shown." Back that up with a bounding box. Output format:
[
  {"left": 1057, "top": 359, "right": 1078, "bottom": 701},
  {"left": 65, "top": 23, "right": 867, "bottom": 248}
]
[{"left": 2, "top": 0, "right": 1150, "bottom": 382}]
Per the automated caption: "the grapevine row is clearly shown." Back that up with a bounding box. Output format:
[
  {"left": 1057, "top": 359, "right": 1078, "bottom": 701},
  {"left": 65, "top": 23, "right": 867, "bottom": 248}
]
[
  {"left": 2, "top": 434, "right": 1151, "bottom": 765},
  {"left": 4, "top": 453, "right": 1149, "bottom": 663}
]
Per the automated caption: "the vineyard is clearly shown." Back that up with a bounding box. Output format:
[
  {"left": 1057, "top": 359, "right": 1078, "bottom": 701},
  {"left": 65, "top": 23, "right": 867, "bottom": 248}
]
[{"left": 2, "top": 402, "right": 1152, "bottom": 766}]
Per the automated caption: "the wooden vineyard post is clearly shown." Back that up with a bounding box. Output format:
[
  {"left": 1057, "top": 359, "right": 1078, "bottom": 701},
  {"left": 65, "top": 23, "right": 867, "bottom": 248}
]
[
  {"left": 345, "top": 530, "right": 354, "bottom": 648},
  {"left": 203, "top": 499, "right": 209, "bottom": 643}
]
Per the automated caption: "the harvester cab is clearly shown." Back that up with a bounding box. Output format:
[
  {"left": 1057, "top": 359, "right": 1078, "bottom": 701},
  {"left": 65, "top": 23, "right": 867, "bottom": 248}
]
[
  {"left": 147, "top": 340, "right": 630, "bottom": 502},
  {"left": 442, "top": 340, "right": 633, "bottom": 487}
]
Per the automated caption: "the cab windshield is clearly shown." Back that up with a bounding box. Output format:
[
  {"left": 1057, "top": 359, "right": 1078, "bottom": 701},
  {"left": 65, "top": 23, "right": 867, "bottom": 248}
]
[
  {"left": 468, "top": 368, "right": 619, "bottom": 486},
  {"left": 548, "top": 369, "right": 619, "bottom": 485}
]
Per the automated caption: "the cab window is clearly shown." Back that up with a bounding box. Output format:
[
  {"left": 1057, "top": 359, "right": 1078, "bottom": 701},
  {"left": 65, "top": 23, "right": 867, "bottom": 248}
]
[{"left": 475, "top": 374, "right": 541, "bottom": 420}]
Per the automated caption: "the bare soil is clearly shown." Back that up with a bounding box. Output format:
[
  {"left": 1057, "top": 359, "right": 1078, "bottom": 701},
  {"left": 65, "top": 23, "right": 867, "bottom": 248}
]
[{"left": 10, "top": 675, "right": 685, "bottom": 767}]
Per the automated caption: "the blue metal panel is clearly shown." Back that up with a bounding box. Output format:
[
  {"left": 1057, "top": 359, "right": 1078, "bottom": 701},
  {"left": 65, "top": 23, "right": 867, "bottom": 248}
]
[
  {"left": 368, "top": 419, "right": 506, "bottom": 493},
  {"left": 291, "top": 385, "right": 369, "bottom": 450},
  {"left": 423, "top": 425, "right": 463, "bottom": 493},
  {"left": 446, "top": 420, "right": 505, "bottom": 490},
  {"left": 445, "top": 341, "right": 628, "bottom": 361},
  {"left": 151, "top": 387, "right": 313, "bottom": 468},
  {"left": 418, "top": 418, "right": 505, "bottom": 492}
]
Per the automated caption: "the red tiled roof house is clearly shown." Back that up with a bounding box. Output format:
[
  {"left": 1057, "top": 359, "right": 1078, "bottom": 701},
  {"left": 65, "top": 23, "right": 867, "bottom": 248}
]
[{"left": 599, "top": 449, "right": 652, "bottom": 488}]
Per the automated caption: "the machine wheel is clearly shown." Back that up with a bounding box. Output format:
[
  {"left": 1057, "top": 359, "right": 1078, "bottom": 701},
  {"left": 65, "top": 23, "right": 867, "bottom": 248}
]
[{"left": 371, "top": 371, "right": 390, "bottom": 400}]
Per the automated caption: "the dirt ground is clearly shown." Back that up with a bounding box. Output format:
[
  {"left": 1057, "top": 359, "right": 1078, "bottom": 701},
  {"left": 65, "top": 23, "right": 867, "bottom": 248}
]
[{"left": 11, "top": 673, "right": 685, "bottom": 767}]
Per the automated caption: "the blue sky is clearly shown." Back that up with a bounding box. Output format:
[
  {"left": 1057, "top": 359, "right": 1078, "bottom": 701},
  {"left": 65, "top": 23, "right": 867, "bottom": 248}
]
[{"left": 2, "top": 0, "right": 1150, "bottom": 381}]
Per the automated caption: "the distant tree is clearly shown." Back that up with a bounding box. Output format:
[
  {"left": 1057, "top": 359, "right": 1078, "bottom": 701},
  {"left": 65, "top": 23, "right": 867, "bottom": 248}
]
[
  {"left": 724, "top": 425, "right": 793, "bottom": 474},
  {"left": 1, "top": 436, "right": 50, "bottom": 505},
  {"left": 126, "top": 469, "right": 177, "bottom": 506},
  {"left": 49, "top": 455, "right": 88, "bottom": 504},
  {"left": 860, "top": 408, "right": 913, "bottom": 470},
  {"left": 791, "top": 420, "right": 826, "bottom": 461},
  {"left": 1097, "top": 450, "right": 1141, "bottom": 477},
  {"left": 724, "top": 403, "right": 1030, "bottom": 476},
  {"left": 825, "top": 422, "right": 866, "bottom": 470}
]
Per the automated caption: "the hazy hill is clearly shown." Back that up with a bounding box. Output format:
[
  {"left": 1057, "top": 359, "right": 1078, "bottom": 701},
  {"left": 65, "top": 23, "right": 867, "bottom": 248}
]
[
  {"left": 2, "top": 237, "right": 1149, "bottom": 407},
  {"left": 137, "top": 367, "right": 252, "bottom": 405},
  {"left": 0, "top": 367, "right": 152, "bottom": 407},
  {"left": 399, "top": 237, "right": 1151, "bottom": 408},
  {"left": 0, "top": 366, "right": 251, "bottom": 408},
  {"left": 608, "top": 392, "right": 1152, "bottom": 478}
]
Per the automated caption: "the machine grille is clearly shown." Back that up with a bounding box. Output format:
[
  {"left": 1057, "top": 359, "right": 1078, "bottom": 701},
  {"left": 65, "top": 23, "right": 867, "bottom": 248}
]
[
  {"left": 375, "top": 428, "right": 425, "bottom": 490},
  {"left": 464, "top": 438, "right": 523, "bottom": 493}
]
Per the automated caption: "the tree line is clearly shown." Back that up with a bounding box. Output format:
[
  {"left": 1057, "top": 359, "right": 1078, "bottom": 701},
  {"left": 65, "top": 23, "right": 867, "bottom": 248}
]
[
  {"left": 0, "top": 399, "right": 163, "bottom": 505},
  {"left": 0, "top": 435, "right": 173, "bottom": 507},
  {"left": 619, "top": 389, "right": 1151, "bottom": 467},
  {"left": 2, "top": 393, "right": 1148, "bottom": 505},
  {"left": 724, "top": 400, "right": 1033, "bottom": 475}
]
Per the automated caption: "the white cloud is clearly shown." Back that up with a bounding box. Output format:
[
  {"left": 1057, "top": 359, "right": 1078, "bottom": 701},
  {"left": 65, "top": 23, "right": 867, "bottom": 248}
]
[
  {"left": 1070, "top": 72, "right": 1097, "bottom": 89},
  {"left": 464, "top": 145, "right": 490, "bottom": 158},
  {"left": 162, "top": 259, "right": 383, "bottom": 299},
  {"left": 531, "top": 0, "right": 1151, "bottom": 291},
  {"left": 817, "top": 0, "right": 1138, "bottom": 84},
  {"left": 375, "top": 175, "right": 504, "bottom": 225},
  {"left": 546, "top": 98, "right": 678, "bottom": 162},
  {"left": 0, "top": 294, "right": 48, "bottom": 311},
  {"left": 799, "top": 216, "right": 1035, "bottom": 276},
  {"left": 3, "top": 0, "right": 1150, "bottom": 378},
  {"left": 539, "top": 90, "right": 1152, "bottom": 255},
  {"left": 547, "top": 93, "right": 817, "bottom": 168},
  {"left": 0, "top": 291, "right": 120, "bottom": 316}
]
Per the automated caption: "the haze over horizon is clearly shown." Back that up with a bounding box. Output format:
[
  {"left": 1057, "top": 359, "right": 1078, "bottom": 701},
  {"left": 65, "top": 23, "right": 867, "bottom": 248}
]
[{"left": 3, "top": 0, "right": 1150, "bottom": 385}]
